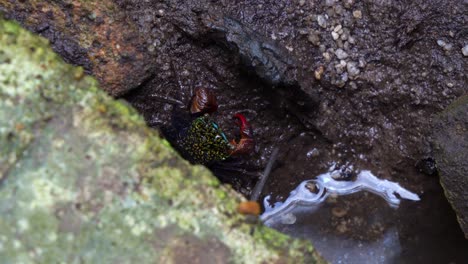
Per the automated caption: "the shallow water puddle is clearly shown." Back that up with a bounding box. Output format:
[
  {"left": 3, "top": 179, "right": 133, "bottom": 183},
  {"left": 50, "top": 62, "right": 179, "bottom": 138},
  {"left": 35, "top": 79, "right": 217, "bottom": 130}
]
[
  {"left": 261, "top": 167, "right": 423, "bottom": 263},
  {"left": 262, "top": 168, "right": 420, "bottom": 223}
]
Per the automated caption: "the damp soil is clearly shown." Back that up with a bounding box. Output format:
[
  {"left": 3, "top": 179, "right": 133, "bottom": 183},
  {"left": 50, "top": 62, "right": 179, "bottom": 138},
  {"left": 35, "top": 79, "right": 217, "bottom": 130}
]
[{"left": 3, "top": 0, "right": 467, "bottom": 262}]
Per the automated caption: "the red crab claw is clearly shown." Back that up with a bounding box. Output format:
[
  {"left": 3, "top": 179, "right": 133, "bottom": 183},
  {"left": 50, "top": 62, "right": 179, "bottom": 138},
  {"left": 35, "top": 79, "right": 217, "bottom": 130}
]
[{"left": 230, "top": 113, "right": 255, "bottom": 156}]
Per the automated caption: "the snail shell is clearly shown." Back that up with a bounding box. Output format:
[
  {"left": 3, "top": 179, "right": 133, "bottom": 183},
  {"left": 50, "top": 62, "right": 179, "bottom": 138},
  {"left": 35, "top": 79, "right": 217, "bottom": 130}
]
[{"left": 190, "top": 87, "right": 218, "bottom": 115}]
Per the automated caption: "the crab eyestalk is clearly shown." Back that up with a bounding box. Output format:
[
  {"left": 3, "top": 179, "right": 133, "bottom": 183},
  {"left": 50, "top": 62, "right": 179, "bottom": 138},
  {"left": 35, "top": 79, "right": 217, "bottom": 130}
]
[
  {"left": 230, "top": 113, "right": 255, "bottom": 156},
  {"left": 190, "top": 87, "right": 218, "bottom": 115}
]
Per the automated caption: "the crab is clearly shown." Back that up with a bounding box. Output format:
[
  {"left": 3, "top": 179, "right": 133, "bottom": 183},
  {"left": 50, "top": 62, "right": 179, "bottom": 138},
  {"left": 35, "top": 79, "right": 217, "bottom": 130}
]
[{"left": 169, "top": 87, "right": 255, "bottom": 165}]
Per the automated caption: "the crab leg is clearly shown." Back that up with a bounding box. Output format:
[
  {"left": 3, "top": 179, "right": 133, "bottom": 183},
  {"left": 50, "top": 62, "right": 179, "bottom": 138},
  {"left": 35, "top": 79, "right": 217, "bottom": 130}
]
[{"left": 230, "top": 113, "right": 255, "bottom": 156}]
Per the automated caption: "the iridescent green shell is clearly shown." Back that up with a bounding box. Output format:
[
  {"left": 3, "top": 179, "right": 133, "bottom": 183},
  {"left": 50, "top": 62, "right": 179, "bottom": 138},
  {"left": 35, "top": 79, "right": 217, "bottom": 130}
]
[{"left": 179, "top": 115, "right": 233, "bottom": 164}]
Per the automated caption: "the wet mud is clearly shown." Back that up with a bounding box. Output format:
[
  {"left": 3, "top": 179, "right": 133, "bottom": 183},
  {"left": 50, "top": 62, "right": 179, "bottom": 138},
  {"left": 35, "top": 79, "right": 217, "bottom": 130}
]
[{"left": 2, "top": 0, "right": 467, "bottom": 262}]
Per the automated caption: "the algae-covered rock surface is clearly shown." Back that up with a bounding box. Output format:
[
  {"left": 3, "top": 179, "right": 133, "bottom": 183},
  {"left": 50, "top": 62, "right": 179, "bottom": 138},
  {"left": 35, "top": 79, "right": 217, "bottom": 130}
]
[
  {"left": 432, "top": 95, "right": 468, "bottom": 238},
  {"left": 0, "top": 18, "right": 325, "bottom": 263}
]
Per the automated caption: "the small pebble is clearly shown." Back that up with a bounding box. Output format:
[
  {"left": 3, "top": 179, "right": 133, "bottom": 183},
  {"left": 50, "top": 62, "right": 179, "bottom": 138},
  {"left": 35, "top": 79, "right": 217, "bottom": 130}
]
[
  {"left": 299, "top": 0, "right": 305, "bottom": 6},
  {"left": 436, "top": 39, "right": 446, "bottom": 47},
  {"left": 314, "top": 66, "right": 324, "bottom": 80},
  {"left": 331, "top": 32, "right": 340, "bottom": 40},
  {"left": 341, "top": 33, "right": 348, "bottom": 41},
  {"left": 339, "top": 72, "right": 348, "bottom": 86},
  {"left": 308, "top": 32, "right": 320, "bottom": 46},
  {"left": 462, "top": 45, "right": 468, "bottom": 57},
  {"left": 306, "top": 148, "right": 320, "bottom": 158},
  {"left": 353, "top": 10, "right": 362, "bottom": 19},
  {"left": 317, "top": 15, "right": 327, "bottom": 28},
  {"left": 333, "top": 25, "right": 343, "bottom": 33},
  {"left": 347, "top": 61, "right": 360, "bottom": 77},
  {"left": 437, "top": 40, "right": 454, "bottom": 51},
  {"left": 306, "top": 182, "right": 319, "bottom": 193},
  {"left": 323, "top": 52, "right": 331, "bottom": 61},
  {"left": 335, "top": 48, "right": 349, "bottom": 59}
]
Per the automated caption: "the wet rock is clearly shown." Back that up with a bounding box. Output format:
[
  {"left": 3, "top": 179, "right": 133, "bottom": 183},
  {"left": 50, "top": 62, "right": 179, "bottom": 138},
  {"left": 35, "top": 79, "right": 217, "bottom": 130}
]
[
  {"left": 431, "top": 95, "right": 468, "bottom": 238},
  {"left": 213, "top": 17, "right": 298, "bottom": 87},
  {"left": 0, "top": 18, "right": 325, "bottom": 263},
  {"left": 0, "top": 0, "right": 155, "bottom": 96}
]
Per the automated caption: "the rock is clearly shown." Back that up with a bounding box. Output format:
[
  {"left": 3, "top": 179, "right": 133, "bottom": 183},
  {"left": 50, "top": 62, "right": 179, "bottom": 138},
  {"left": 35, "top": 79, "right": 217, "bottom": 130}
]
[
  {"left": 335, "top": 48, "right": 349, "bottom": 60},
  {"left": 437, "top": 39, "right": 453, "bottom": 51},
  {"left": 346, "top": 61, "right": 360, "bottom": 78},
  {"left": 331, "top": 32, "right": 340, "bottom": 40},
  {"left": 462, "top": 45, "right": 468, "bottom": 57},
  {"left": 352, "top": 10, "right": 362, "bottom": 19},
  {"left": 0, "top": 18, "right": 325, "bottom": 263},
  {"left": 314, "top": 66, "right": 324, "bottom": 80},
  {"left": 431, "top": 95, "right": 468, "bottom": 238},
  {"left": 308, "top": 32, "right": 321, "bottom": 46},
  {"left": 0, "top": 0, "right": 155, "bottom": 96},
  {"left": 333, "top": 25, "right": 342, "bottom": 33},
  {"left": 317, "top": 15, "right": 327, "bottom": 28}
]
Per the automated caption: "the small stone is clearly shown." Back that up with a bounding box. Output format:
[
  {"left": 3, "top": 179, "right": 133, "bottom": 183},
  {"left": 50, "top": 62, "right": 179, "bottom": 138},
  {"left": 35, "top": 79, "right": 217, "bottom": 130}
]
[
  {"left": 336, "top": 39, "right": 344, "bottom": 48},
  {"left": 306, "top": 148, "right": 320, "bottom": 158},
  {"left": 306, "top": 182, "right": 318, "bottom": 193},
  {"left": 348, "top": 36, "right": 356, "bottom": 44},
  {"left": 437, "top": 39, "right": 446, "bottom": 47},
  {"left": 319, "top": 44, "right": 326, "bottom": 52},
  {"left": 335, "top": 63, "right": 345, "bottom": 74},
  {"left": 314, "top": 66, "right": 324, "bottom": 80},
  {"left": 346, "top": 61, "right": 360, "bottom": 77},
  {"left": 308, "top": 32, "right": 320, "bottom": 46},
  {"left": 331, "top": 32, "right": 340, "bottom": 40},
  {"left": 353, "top": 10, "right": 362, "bottom": 19},
  {"left": 341, "top": 32, "right": 348, "bottom": 41},
  {"left": 462, "top": 45, "right": 468, "bottom": 57},
  {"left": 335, "top": 48, "right": 348, "bottom": 59},
  {"left": 343, "top": 41, "right": 350, "bottom": 50},
  {"left": 446, "top": 82, "right": 454, "bottom": 88},
  {"left": 299, "top": 0, "right": 305, "bottom": 6},
  {"left": 358, "top": 58, "right": 366, "bottom": 68},
  {"left": 333, "top": 25, "right": 342, "bottom": 33},
  {"left": 317, "top": 15, "right": 327, "bottom": 28},
  {"left": 437, "top": 40, "right": 453, "bottom": 51},
  {"left": 443, "top": 43, "right": 453, "bottom": 51},
  {"left": 323, "top": 52, "right": 331, "bottom": 61}
]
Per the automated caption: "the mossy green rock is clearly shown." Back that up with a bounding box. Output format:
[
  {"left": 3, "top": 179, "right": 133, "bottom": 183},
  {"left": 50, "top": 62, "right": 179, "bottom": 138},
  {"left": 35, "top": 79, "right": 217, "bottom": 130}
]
[
  {"left": 0, "top": 17, "right": 325, "bottom": 263},
  {"left": 432, "top": 95, "right": 468, "bottom": 239}
]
